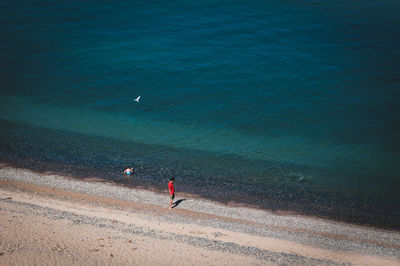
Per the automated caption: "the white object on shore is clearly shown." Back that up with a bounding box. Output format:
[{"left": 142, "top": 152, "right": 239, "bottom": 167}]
[{"left": 134, "top": 96, "right": 141, "bottom": 103}]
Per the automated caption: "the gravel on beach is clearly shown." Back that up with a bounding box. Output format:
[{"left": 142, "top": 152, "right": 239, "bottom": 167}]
[{"left": 0, "top": 166, "right": 399, "bottom": 265}]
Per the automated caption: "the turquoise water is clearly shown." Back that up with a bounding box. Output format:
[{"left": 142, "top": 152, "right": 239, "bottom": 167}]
[{"left": 1, "top": 1, "right": 399, "bottom": 228}]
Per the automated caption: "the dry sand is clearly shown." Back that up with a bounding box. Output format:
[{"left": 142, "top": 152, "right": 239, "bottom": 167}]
[{"left": 0, "top": 166, "right": 399, "bottom": 265}]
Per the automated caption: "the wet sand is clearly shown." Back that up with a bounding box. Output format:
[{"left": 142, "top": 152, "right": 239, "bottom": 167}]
[{"left": 0, "top": 166, "right": 399, "bottom": 265}]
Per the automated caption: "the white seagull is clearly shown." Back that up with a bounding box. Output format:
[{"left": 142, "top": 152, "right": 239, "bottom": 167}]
[{"left": 134, "top": 96, "right": 141, "bottom": 103}]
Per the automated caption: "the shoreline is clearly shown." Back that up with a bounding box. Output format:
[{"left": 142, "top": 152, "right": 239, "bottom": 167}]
[
  {"left": 1, "top": 164, "right": 398, "bottom": 234},
  {"left": 1, "top": 164, "right": 400, "bottom": 264},
  {"left": 1, "top": 158, "right": 399, "bottom": 231}
]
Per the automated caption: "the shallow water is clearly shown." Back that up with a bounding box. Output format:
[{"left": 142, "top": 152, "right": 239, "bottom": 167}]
[{"left": 1, "top": 1, "right": 399, "bottom": 228}]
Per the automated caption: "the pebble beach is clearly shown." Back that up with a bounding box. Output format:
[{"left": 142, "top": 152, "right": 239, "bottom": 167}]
[{"left": 0, "top": 165, "right": 399, "bottom": 265}]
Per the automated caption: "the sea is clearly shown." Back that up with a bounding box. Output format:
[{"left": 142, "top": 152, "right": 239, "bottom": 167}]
[{"left": 1, "top": 0, "right": 399, "bottom": 229}]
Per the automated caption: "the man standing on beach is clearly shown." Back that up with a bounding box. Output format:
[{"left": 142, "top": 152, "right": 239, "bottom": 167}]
[{"left": 168, "top": 178, "right": 175, "bottom": 209}]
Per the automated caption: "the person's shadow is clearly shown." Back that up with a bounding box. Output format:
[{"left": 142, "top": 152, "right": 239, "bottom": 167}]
[{"left": 171, "top": 199, "right": 187, "bottom": 209}]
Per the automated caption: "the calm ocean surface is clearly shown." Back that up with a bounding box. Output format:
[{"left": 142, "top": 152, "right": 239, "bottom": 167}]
[{"left": 1, "top": 1, "right": 399, "bottom": 228}]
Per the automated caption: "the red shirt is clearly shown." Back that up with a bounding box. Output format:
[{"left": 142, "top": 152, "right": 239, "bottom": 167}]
[{"left": 168, "top": 181, "right": 174, "bottom": 195}]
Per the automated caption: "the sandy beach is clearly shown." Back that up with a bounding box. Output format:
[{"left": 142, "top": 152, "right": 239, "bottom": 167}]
[{"left": 0, "top": 165, "right": 399, "bottom": 265}]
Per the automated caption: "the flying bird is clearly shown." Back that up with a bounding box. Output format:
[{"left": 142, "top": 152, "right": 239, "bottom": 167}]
[{"left": 134, "top": 96, "right": 141, "bottom": 103}]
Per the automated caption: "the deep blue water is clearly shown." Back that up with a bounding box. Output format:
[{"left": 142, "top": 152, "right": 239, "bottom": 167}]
[{"left": 1, "top": 1, "right": 400, "bottom": 228}]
